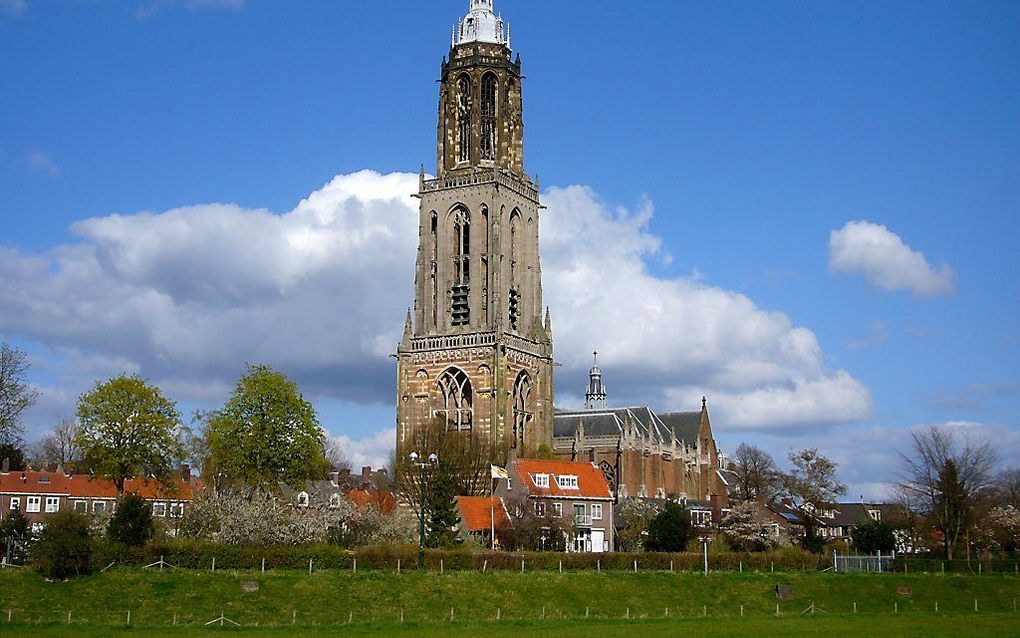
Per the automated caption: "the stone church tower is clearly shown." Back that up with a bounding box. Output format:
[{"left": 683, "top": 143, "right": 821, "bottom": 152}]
[{"left": 396, "top": 0, "right": 553, "bottom": 460}]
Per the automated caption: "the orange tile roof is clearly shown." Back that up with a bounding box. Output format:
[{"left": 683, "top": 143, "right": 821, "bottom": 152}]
[
  {"left": 512, "top": 459, "right": 612, "bottom": 499},
  {"left": 346, "top": 489, "right": 396, "bottom": 514},
  {"left": 0, "top": 470, "right": 201, "bottom": 500},
  {"left": 455, "top": 496, "right": 508, "bottom": 532}
]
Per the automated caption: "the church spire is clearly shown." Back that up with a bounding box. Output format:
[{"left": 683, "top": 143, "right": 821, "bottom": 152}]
[{"left": 585, "top": 349, "right": 607, "bottom": 410}]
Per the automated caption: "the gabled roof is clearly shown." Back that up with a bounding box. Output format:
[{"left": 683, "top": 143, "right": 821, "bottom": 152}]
[
  {"left": 512, "top": 459, "right": 611, "bottom": 499},
  {"left": 455, "top": 496, "right": 508, "bottom": 532},
  {"left": 347, "top": 489, "right": 396, "bottom": 514},
  {"left": 552, "top": 411, "right": 623, "bottom": 438}
]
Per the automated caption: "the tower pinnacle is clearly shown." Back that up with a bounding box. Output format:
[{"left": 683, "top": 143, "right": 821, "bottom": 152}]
[{"left": 454, "top": 0, "right": 508, "bottom": 47}]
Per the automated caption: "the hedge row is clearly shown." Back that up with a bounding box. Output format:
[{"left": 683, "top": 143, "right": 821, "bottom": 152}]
[
  {"left": 889, "top": 557, "right": 1020, "bottom": 574},
  {"left": 92, "top": 539, "right": 829, "bottom": 572}
]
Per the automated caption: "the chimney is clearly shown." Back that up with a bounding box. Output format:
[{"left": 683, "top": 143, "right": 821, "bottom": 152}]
[
  {"left": 377, "top": 468, "right": 388, "bottom": 476},
  {"left": 181, "top": 464, "right": 191, "bottom": 481},
  {"left": 361, "top": 466, "right": 371, "bottom": 477},
  {"left": 1, "top": 458, "right": 8, "bottom": 473},
  {"left": 339, "top": 468, "right": 351, "bottom": 481}
]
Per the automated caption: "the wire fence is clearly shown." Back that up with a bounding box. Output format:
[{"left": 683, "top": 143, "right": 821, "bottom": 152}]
[{"left": 1, "top": 597, "right": 1017, "bottom": 628}]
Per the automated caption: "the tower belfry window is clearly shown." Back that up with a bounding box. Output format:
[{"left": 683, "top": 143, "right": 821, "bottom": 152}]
[
  {"left": 451, "top": 208, "right": 470, "bottom": 326},
  {"left": 456, "top": 75, "right": 472, "bottom": 163},
  {"left": 480, "top": 73, "right": 497, "bottom": 161}
]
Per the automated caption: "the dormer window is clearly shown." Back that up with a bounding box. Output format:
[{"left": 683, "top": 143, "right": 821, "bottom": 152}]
[
  {"left": 532, "top": 473, "right": 549, "bottom": 488},
  {"left": 297, "top": 492, "right": 309, "bottom": 508},
  {"left": 330, "top": 493, "right": 342, "bottom": 508},
  {"left": 868, "top": 509, "right": 881, "bottom": 521},
  {"left": 556, "top": 475, "right": 579, "bottom": 489}
]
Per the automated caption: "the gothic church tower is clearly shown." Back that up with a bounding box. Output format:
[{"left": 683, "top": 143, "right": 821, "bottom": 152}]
[{"left": 396, "top": 0, "right": 553, "bottom": 460}]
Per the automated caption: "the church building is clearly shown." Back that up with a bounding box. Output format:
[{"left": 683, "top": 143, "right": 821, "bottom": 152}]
[
  {"left": 395, "top": 0, "right": 554, "bottom": 459},
  {"left": 553, "top": 353, "right": 730, "bottom": 507}
]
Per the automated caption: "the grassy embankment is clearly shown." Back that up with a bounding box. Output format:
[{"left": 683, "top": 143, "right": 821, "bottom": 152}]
[{"left": 0, "top": 568, "right": 1016, "bottom": 636}]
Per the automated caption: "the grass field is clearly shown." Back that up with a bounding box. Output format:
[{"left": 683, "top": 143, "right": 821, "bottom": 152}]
[{"left": 0, "top": 567, "right": 1017, "bottom": 636}]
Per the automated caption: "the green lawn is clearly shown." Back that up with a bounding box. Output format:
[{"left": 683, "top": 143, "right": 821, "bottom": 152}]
[{"left": 0, "top": 568, "right": 1016, "bottom": 636}]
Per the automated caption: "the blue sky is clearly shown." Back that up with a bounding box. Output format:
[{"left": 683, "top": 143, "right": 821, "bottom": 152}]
[{"left": 1, "top": 1, "right": 1018, "bottom": 496}]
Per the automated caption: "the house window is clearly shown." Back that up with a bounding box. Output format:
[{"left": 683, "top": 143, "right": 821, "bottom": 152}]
[
  {"left": 868, "top": 509, "right": 881, "bottom": 521},
  {"left": 45, "top": 497, "right": 60, "bottom": 513},
  {"left": 535, "top": 501, "right": 545, "bottom": 516},
  {"left": 26, "top": 496, "right": 41, "bottom": 513},
  {"left": 330, "top": 493, "right": 342, "bottom": 508},
  {"left": 297, "top": 492, "right": 309, "bottom": 508},
  {"left": 552, "top": 503, "right": 562, "bottom": 517},
  {"left": 9, "top": 497, "right": 20, "bottom": 511},
  {"left": 73, "top": 501, "right": 88, "bottom": 513},
  {"left": 573, "top": 503, "right": 585, "bottom": 518},
  {"left": 169, "top": 503, "right": 184, "bottom": 518},
  {"left": 770, "top": 523, "right": 780, "bottom": 537},
  {"left": 532, "top": 473, "right": 549, "bottom": 488},
  {"left": 152, "top": 502, "right": 167, "bottom": 517},
  {"left": 92, "top": 501, "right": 107, "bottom": 513},
  {"left": 557, "top": 475, "right": 578, "bottom": 489},
  {"left": 591, "top": 504, "right": 603, "bottom": 520}
]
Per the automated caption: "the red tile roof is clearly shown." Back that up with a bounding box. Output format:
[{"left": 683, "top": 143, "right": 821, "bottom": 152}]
[
  {"left": 455, "top": 496, "right": 508, "bottom": 532},
  {"left": 346, "top": 489, "right": 396, "bottom": 514},
  {"left": 512, "top": 459, "right": 611, "bottom": 499},
  {"left": 0, "top": 470, "right": 201, "bottom": 500}
]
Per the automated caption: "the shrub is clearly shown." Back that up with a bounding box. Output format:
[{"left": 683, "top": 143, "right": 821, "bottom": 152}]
[
  {"left": 851, "top": 519, "right": 896, "bottom": 554},
  {"left": 108, "top": 493, "right": 155, "bottom": 547},
  {"left": 31, "top": 510, "right": 92, "bottom": 579},
  {"left": 645, "top": 502, "right": 692, "bottom": 552}
]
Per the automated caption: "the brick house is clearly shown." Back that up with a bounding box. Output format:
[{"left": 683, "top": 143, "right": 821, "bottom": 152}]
[
  {"left": 496, "top": 459, "right": 614, "bottom": 552},
  {"left": 0, "top": 467, "right": 201, "bottom": 532}
]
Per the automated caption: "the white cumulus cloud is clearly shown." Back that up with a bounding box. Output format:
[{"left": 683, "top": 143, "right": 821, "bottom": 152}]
[
  {"left": 2, "top": 171, "right": 871, "bottom": 442},
  {"left": 828, "top": 220, "right": 955, "bottom": 297}
]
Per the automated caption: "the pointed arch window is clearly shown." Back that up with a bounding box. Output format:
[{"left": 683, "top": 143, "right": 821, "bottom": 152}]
[
  {"left": 456, "top": 74, "right": 472, "bottom": 163},
  {"left": 436, "top": 367, "right": 473, "bottom": 431},
  {"left": 480, "top": 73, "right": 497, "bottom": 161},
  {"left": 430, "top": 212, "right": 438, "bottom": 326},
  {"left": 508, "top": 210, "right": 522, "bottom": 330},
  {"left": 512, "top": 370, "right": 533, "bottom": 447},
  {"left": 451, "top": 207, "right": 470, "bottom": 326}
]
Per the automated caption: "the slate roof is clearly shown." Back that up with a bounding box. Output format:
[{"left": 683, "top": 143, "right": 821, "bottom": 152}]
[
  {"left": 552, "top": 411, "right": 624, "bottom": 438},
  {"left": 512, "top": 459, "right": 612, "bottom": 499},
  {"left": 658, "top": 411, "right": 702, "bottom": 448},
  {"left": 455, "top": 496, "right": 508, "bottom": 532}
]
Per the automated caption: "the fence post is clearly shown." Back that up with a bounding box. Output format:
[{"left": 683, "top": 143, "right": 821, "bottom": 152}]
[
  {"left": 292, "top": 610, "right": 296, "bottom": 625},
  {"left": 309, "top": 558, "right": 313, "bottom": 575},
  {"left": 702, "top": 605, "right": 707, "bottom": 617},
  {"left": 633, "top": 559, "right": 637, "bottom": 573},
  {"left": 521, "top": 558, "right": 524, "bottom": 573},
  {"left": 211, "top": 557, "right": 215, "bottom": 572},
  {"left": 483, "top": 559, "right": 487, "bottom": 572},
  {"left": 261, "top": 557, "right": 266, "bottom": 574},
  {"left": 597, "top": 559, "right": 600, "bottom": 573},
  {"left": 625, "top": 607, "right": 629, "bottom": 619},
  {"left": 670, "top": 559, "right": 674, "bottom": 572},
  {"left": 739, "top": 561, "right": 743, "bottom": 573},
  {"left": 853, "top": 602, "right": 857, "bottom": 613},
  {"left": 770, "top": 561, "right": 774, "bottom": 573},
  {"left": 127, "top": 610, "right": 131, "bottom": 625},
  {"left": 935, "top": 601, "right": 938, "bottom": 612},
  {"left": 348, "top": 611, "right": 353, "bottom": 624},
  {"left": 559, "top": 560, "right": 562, "bottom": 573},
  {"left": 441, "top": 558, "right": 444, "bottom": 574},
  {"left": 397, "top": 559, "right": 401, "bottom": 574},
  {"left": 353, "top": 557, "right": 357, "bottom": 573},
  {"left": 67, "top": 610, "right": 71, "bottom": 624},
  {"left": 974, "top": 599, "right": 978, "bottom": 612},
  {"left": 496, "top": 607, "right": 501, "bottom": 620},
  {"left": 833, "top": 550, "right": 837, "bottom": 572},
  {"left": 585, "top": 606, "right": 589, "bottom": 618},
  {"left": 775, "top": 603, "right": 779, "bottom": 617}
]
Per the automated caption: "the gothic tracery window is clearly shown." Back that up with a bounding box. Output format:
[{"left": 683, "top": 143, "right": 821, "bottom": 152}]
[
  {"left": 451, "top": 207, "right": 470, "bottom": 326},
  {"left": 480, "top": 73, "right": 497, "bottom": 161},
  {"left": 436, "top": 367, "right": 473, "bottom": 431},
  {"left": 512, "top": 370, "right": 532, "bottom": 447},
  {"left": 456, "top": 75, "right": 472, "bottom": 163}
]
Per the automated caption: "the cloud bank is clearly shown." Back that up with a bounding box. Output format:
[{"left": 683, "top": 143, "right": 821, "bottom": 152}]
[
  {"left": 829, "top": 220, "right": 955, "bottom": 297},
  {"left": 1, "top": 171, "right": 872, "bottom": 461}
]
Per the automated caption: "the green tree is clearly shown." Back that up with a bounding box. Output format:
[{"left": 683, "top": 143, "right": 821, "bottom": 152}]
[
  {"left": 30, "top": 510, "right": 92, "bottom": 579},
  {"left": 780, "top": 448, "right": 847, "bottom": 543},
  {"left": 207, "top": 364, "right": 326, "bottom": 494},
  {"left": 935, "top": 458, "right": 968, "bottom": 559},
  {"left": 645, "top": 501, "right": 692, "bottom": 552},
  {"left": 0, "top": 442, "right": 27, "bottom": 471},
  {"left": 0, "top": 343, "right": 38, "bottom": 445},
  {"left": 851, "top": 518, "right": 897, "bottom": 554},
  {"left": 424, "top": 463, "right": 462, "bottom": 548},
  {"left": 107, "top": 493, "right": 155, "bottom": 547},
  {"left": 76, "top": 375, "right": 184, "bottom": 495}
]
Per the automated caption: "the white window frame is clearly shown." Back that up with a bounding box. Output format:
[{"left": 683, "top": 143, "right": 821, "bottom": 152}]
[
  {"left": 573, "top": 503, "right": 586, "bottom": 517},
  {"left": 92, "top": 501, "right": 107, "bottom": 513},
  {"left": 868, "top": 509, "right": 881, "bottom": 521},
  {"left": 169, "top": 503, "right": 184, "bottom": 518},
  {"left": 152, "top": 502, "right": 167, "bottom": 517},
  {"left": 532, "top": 474, "right": 549, "bottom": 488},
  {"left": 9, "top": 496, "right": 20, "bottom": 511},
  {"left": 26, "top": 496, "right": 41, "bottom": 513},
  {"left": 591, "top": 504, "right": 603, "bottom": 520},
  {"left": 73, "top": 500, "right": 88, "bottom": 513},
  {"left": 45, "top": 496, "right": 60, "bottom": 513},
  {"left": 535, "top": 501, "right": 546, "bottom": 516},
  {"left": 297, "top": 491, "right": 310, "bottom": 508},
  {"left": 557, "top": 475, "right": 579, "bottom": 489},
  {"left": 552, "top": 502, "right": 562, "bottom": 517}
]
